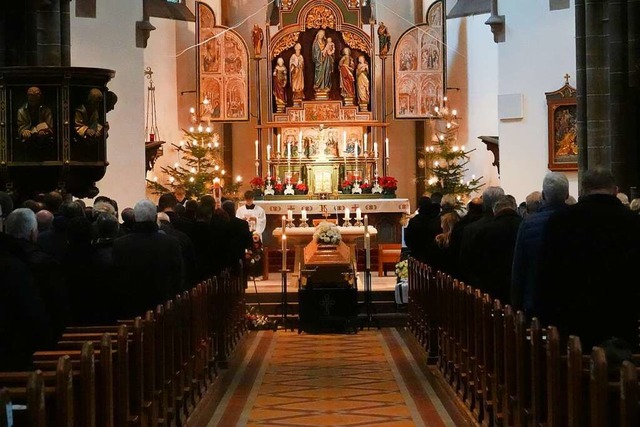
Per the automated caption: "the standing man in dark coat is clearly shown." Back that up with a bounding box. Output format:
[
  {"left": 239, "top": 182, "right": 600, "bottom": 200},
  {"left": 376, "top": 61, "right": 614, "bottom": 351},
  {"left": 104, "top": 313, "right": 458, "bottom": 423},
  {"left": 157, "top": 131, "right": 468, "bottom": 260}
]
[
  {"left": 222, "top": 200, "right": 253, "bottom": 283},
  {"left": 404, "top": 196, "right": 442, "bottom": 266},
  {"left": 112, "top": 199, "right": 183, "bottom": 318},
  {"left": 448, "top": 197, "right": 483, "bottom": 279},
  {"left": 537, "top": 169, "right": 640, "bottom": 350}
]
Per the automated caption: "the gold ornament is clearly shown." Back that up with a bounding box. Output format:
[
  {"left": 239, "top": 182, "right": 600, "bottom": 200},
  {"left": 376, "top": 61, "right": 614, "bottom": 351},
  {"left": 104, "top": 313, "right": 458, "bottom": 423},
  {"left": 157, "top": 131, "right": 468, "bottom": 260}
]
[
  {"left": 305, "top": 6, "right": 336, "bottom": 30},
  {"left": 272, "top": 32, "right": 300, "bottom": 58}
]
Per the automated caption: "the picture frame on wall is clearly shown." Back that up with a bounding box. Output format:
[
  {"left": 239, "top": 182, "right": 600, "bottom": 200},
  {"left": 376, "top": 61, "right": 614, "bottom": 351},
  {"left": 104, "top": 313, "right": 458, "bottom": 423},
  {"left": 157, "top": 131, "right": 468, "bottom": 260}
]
[{"left": 545, "top": 77, "right": 578, "bottom": 171}]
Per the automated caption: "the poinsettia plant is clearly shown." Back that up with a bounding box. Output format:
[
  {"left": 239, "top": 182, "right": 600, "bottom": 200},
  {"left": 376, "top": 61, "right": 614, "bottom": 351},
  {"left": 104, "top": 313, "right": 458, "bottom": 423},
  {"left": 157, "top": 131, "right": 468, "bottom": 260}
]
[
  {"left": 378, "top": 176, "right": 398, "bottom": 191},
  {"left": 360, "top": 181, "right": 371, "bottom": 189},
  {"left": 341, "top": 179, "right": 352, "bottom": 188},
  {"left": 295, "top": 182, "right": 308, "bottom": 192},
  {"left": 273, "top": 182, "right": 284, "bottom": 193},
  {"left": 249, "top": 176, "right": 264, "bottom": 188}
]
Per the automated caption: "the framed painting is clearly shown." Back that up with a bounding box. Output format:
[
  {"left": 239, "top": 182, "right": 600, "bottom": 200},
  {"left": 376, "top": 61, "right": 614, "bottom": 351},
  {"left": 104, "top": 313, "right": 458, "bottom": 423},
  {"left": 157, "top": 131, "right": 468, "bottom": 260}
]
[{"left": 545, "top": 77, "right": 577, "bottom": 171}]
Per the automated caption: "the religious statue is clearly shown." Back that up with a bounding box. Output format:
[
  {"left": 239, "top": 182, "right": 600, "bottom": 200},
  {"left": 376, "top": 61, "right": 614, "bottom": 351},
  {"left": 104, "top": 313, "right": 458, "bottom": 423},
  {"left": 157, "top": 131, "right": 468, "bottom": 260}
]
[
  {"left": 251, "top": 24, "right": 264, "bottom": 57},
  {"left": 289, "top": 43, "right": 305, "bottom": 105},
  {"left": 356, "top": 56, "right": 370, "bottom": 111},
  {"left": 74, "top": 88, "right": 104, "bottom": 143},
  {"left": 378, "top": 22, "right": 391, "bottom": 58},
  {"left": 273, "top": 57, "right": 288, "bottom": 113},
  {"left": 312, "top": 29, "right": 334, "bottom": 99},
  {"left": 17, "top": 86, "right": 54, "bottom": 143},
  {"left": 338, "top": 47, "right": 356, "bottom": 105}
]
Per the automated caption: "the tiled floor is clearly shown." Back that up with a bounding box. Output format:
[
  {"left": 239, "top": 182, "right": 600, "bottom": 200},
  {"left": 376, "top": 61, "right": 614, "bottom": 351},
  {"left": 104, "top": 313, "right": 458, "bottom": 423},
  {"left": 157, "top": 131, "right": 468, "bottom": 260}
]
[{"left": 206, "top": 329, "right": 457, "bottom": 426}]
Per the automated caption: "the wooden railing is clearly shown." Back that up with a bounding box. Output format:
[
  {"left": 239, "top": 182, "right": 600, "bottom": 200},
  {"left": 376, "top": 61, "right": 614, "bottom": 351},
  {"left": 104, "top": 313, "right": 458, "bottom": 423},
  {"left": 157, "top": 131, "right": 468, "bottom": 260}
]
[
  {"left": 407, "top": 257, "right": 640, "bottom": 427},
  {"left": 0, "top": 268, "right": 246, "bottom": 427}
]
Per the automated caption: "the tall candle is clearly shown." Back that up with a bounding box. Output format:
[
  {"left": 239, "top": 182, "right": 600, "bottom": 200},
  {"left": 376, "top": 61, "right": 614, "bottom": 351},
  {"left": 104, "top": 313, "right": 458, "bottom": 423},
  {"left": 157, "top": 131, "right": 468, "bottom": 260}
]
[
  {"left": 287, "top": 142, "right": 291, "bottom": 160},
  {"left": 363, "top": 133, "right": 368, "bottom": 154},
  {"left": 344, "top": 207, "right": 350, "bottom": 220},
  {"left": 298, "top": 131, "right": 303, "bottom": 158},
  {"left": 287, "top": 209, "right": 293, "bottom": 221},
  {"left": 385, "top": 137, "right": 389, "bottom": 158},
  {"left": 267, "top": 144, "right": 271, "bottom": 159},
  {"left": 343, "top": 131, "right": 347, "bottom": 154},
  {"left": 301, "top": 208, "right": 307, "bottom": 221},
  {"left": 277, "top": 134, "right": 281, "bottom": 154},
  {"left": 281, "top": 215, "right": 286, "bottom": 231},
  {"left": 374, "top": 141, "right": 378, "bottom": 157},
  {"left": 355, "top": 208, "right": 362, "bottom": 220},
  {"left": 254, "top": 140, "right": 259, "bottom": 160}
]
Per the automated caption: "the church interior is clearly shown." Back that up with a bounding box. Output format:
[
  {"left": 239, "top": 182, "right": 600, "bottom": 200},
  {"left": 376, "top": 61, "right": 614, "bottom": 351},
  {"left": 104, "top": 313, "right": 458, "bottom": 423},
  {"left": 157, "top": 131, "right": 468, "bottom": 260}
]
[{"left": 1, "top": 0, "right": 640, "bottom": 425}]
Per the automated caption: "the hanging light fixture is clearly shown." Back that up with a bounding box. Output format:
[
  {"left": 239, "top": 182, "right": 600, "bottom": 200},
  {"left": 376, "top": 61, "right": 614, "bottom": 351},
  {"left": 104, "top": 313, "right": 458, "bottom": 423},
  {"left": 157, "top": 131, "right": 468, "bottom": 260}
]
[{"left": 144, "top": 67, "right": 166, "bottom": 172}]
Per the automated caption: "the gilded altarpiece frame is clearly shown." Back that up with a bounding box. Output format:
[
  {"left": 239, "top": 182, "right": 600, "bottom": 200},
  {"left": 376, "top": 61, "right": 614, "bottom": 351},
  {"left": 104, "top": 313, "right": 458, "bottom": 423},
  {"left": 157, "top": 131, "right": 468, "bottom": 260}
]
[
  {"left": 545, "top": 79, "right": 578, "bottom": 171},
  {"left": 393, "top": 1, "right": 445, "bottom": 120},
  {"left": 196, "top": 2, "right": 249, "bottom": 122}
]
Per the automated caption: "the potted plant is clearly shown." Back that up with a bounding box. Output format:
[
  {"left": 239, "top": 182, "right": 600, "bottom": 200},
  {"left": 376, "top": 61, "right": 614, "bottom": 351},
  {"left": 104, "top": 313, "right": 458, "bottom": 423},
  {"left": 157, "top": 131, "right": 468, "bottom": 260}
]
[
  {"left": 273, "top": 182, "right": 284, "bottom": 195},
  {"left": 294, "top": 182, "right": 308, "bottom": 195},
  {"left": 378, "top": 176, "right": 398, "bottom": 196},
  {"left": 340, "top": 178, "right": 353, "bottom": 194},
  {"left": 360, "top": 181, "right": 372, "bottom": 194},
  {"left": 250, "top": 176, "right": 264, "bottom": 197}
]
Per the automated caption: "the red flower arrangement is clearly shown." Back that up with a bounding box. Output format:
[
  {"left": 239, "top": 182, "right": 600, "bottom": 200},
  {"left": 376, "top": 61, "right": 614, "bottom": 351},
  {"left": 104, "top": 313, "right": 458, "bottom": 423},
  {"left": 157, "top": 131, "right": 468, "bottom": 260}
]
[
  {"left": 249, "top": 176, "right": 264, "bottom": 188},
  {"left": 378, "top": 176, "right": 398, "bottom": 191},
  {"left": 295, "top": 182, "right": 308, "bottom": 192},
  {"left": 341, "top": 179, "right": 353, "bottom": 188},
  {"left": 360, "top": 181, "right": 371, "bottom": 189},
  {"left": 273, "top": 182, "right": 284, "bottom": 193}
]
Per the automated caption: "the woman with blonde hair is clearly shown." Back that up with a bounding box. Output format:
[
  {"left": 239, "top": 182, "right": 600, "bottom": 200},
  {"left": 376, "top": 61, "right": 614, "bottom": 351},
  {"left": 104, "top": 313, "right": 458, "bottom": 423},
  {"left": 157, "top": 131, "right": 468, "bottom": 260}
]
[{"left": 434, "top": 211, "right": 460, "bottom": 274}]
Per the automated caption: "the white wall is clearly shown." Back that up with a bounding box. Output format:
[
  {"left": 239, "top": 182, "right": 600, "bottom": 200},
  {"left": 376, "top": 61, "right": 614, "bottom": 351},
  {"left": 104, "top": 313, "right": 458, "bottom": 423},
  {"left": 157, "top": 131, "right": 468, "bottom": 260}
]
[
  {"left": 497, "top": 1, "right": 578, "bottom": 202},
  {"left": 70, "top": 0, "right": 146, "bottom": 212}
]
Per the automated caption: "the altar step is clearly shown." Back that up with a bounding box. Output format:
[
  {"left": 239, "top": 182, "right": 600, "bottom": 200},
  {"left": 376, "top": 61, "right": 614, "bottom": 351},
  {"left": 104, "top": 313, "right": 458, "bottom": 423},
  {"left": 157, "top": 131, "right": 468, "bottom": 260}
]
[{"left": 245, "top": 289, "right": 408, "bottom": 328}]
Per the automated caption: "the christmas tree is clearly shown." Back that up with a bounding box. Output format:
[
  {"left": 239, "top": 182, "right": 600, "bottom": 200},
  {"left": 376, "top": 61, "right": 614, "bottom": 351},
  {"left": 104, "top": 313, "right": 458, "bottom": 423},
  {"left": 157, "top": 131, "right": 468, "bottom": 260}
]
[
  {"left": 421, "top": 99, "right": 483, "bottom": 204},
  {"left": 146, "top": 122, "right": 241, "bottom": 199}
]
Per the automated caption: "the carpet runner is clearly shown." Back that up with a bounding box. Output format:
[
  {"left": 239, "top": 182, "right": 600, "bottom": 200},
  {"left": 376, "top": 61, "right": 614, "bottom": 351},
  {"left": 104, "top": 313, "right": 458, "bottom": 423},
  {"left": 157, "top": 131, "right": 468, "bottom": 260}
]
[{"left": 206, "top": 329, "right": 457, "bottom": 426}]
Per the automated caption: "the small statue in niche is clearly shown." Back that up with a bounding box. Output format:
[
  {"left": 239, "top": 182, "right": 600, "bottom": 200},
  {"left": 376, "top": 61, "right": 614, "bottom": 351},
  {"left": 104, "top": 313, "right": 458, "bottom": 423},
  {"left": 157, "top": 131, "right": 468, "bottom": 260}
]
[
  {"left": 356, "top": 55, "right": 370, "bottom": 111},
  {"left": 17, "top": 86, "right": 54, "bottom": 143},
  {"left": 378, "top": 22, "right": 391, "bottom": 58},
  {"left": 251, "top": 24, "right": 264, "bottom": 57},
  {"left": 273, "top": 57, "right": 288, "bottom": 112},
  {"left": 289, "top": 42, "right": 305, "bottom": 104},
  {"left": 74, "top": 88, "right": 104, "bottom": 143},
  {"left": 338, "top": 47, "right": 356, "bottom": 105}
]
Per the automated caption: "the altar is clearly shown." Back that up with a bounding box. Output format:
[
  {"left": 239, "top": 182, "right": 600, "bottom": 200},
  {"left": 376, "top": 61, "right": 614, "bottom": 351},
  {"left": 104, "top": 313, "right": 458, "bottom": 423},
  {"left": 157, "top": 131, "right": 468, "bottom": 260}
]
[{"left": 257, "top": 198, "right": 409, "bottom": 247}]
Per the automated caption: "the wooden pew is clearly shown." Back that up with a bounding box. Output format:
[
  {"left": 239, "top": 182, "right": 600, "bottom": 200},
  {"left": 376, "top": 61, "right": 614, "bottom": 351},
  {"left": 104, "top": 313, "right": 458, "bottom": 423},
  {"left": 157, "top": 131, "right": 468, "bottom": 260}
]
[
  {"left": 0, "top": 387, "right": 13, "bottom": 427},
  {"left": 620, "top": 360, "right": 639, "bottom": 427},
  {"left": 0, "top": 356, "right": 74, "bottom": 427},
  {"left": 1, "top": 371, "right": 47, "bottom": 427},
  {"left": 545, "top": 326, "right": 564, "bottom": 427},
  {"left": 528, "top": 318, "right": 545, "bottom": 425}
]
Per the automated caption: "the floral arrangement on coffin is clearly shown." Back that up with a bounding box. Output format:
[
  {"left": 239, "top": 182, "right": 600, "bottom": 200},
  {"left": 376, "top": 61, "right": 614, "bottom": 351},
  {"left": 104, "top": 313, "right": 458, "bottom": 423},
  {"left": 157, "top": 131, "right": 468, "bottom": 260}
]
[
  {"left": 395, "top": 259, "right": 408, "bottom": 282},
  {"left": 295, "top": 182, "right": 308, "bottom": 194},
  {"left": 313, "top": 221, "right": 342, "bottom": 245},
  {"left": 378, "top": 176, "right": 398, "bottom": 194}
]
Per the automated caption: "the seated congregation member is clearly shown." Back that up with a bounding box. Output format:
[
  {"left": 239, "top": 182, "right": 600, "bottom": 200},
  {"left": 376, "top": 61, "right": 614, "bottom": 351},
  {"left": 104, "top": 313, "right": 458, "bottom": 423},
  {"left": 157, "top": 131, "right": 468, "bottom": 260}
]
[
  {"left": 112, "top": 199, "right": 183, "bottom": 318},
  {"left": 42, "top": 190, "right": 63, "bottom": 214},
  {"left": 222, "top": 200, "right": 253, "bottom": 276},
  {"left": 458, "top": 186, "right": 505, "bottom": 286},
  {"left": 511, "top": 172, "right": 569, "bottom": 314},
  {"left": 404, "top": 196, "right": 442, "bottom": 266},
  {"left": 35, "top": 209, "right": 53, "bottom": 232},
  {"left": 0, "top": 219, "right": 53, "bottom": 370},
  {"left": 4, "top": 208, "right": 69, "bottom": 340},
  {"left": 191, "top": 203, "right": 217, "bottom": 280},
  {"left": 119, "top": 207, "right": 135, "bottom": 235},
  {"left": 434, "top": 211, "right": 461, "bottom": 274},
  {"left": 471, "top": 195, "right": 522, "bottom": 304},
  {"left": 537, "top": 169, "right": 640, "bottom": 350},
  {"left": 157, "top": 211, "right": 197, "bottom": 291},
  {"left": 158, "top": 192, "right": 194, "bottom": 238},
  {"left": 38, "top": 200, "right": 85, "bottom": 261}
]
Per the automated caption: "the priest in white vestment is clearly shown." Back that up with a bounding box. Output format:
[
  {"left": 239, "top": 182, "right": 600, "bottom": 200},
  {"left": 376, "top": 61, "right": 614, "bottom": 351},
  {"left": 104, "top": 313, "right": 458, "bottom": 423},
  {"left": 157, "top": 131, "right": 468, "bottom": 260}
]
[{"left": 236, "top": 190, "right": 266, "bottom": 240}]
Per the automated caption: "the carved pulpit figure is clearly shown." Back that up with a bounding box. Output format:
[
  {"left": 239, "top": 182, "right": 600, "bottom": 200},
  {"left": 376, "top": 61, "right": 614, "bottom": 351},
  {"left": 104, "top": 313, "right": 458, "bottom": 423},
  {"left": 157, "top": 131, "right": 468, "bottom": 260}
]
[
  {"left": 339, "top": 47, "right": 356, "bottom": 106},
  {"left": 273, "top": 57, "right": 287, "bottom": 112},
  {"left": 17, "top": 86, "right": 54, "bottom": 143},
  {"left": 356, "top": 56, "right": 370, "bottom": 111},
  {"left": 74, "top": 88, "right": 104, "bottom": 143},
  {"left": 289, "top": 43, "right": 305, "bottom": 105}
]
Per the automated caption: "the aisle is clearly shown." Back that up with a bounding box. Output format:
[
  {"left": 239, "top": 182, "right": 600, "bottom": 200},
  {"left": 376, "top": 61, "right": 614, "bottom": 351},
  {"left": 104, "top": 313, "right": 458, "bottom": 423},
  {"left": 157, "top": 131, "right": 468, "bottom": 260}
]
[{"left": 204, "top": 329, "right": 458, "bottom": 426}]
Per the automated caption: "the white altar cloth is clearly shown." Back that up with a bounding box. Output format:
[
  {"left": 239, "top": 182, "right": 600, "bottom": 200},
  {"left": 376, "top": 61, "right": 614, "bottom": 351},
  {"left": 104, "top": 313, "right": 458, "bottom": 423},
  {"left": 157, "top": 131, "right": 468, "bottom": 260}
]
[{"left": 256, "top": 198, "right": 410, "bottom": 216}]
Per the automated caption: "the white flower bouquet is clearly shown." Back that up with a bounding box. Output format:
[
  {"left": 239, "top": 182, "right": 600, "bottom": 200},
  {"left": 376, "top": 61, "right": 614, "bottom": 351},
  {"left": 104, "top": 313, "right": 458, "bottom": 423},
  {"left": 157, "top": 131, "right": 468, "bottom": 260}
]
[
  {"left": 395, "top": 259, "right": 408, "bottom": 282},
  {"left": 313, "top": 221, "right": 342, "bottom": 245}
]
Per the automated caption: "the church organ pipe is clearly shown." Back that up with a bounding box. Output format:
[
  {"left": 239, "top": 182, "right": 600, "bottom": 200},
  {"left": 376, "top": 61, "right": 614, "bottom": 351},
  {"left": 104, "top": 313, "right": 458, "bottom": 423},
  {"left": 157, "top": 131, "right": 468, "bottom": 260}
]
[{"left": 575, "top": 0, "right": 588, "bottom": 173}]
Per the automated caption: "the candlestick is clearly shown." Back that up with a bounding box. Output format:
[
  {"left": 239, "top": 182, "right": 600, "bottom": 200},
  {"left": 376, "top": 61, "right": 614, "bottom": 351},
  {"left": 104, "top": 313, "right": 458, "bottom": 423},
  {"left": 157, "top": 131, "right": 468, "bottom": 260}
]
[
  {"left": 277, "top": 134, "right": 281, "bottom": 155},
  {"left": 213, "top": 177, "right": 221, "bottom": 189},
  {"left": 287, "top": 142, "right": 291, "bottom": 160},
  {"left": 254, "top": 139, "right": 259, "bottom": 160},
  {"left": 267, "top": 144, "right": 271, "bottom": 159},
  {"left": 298, "top": 131, "right": 303, "bottom": 157},
  {"left": 385, "top": 137, "right": 389, "bottom": 158},
  {"left": 343, "top": 131, "right": 347, "bottom": 154},
  {"left": 363, "top": 133, "right": 367, "bottom": 154},
  {"left": 300, "top": 208, "right": 308, "bottom": 227},
  {"left": 287, "top": 209, "right": 293, "bottom": 221},
  {"left": 355, "top": 208, "right": 362, "bottom": 220},
  {"left": 281, "top": 215, "right": 286, "bottom": 231},
  {"left": 281, "top": 234, "right": 287, "bottom": 271},
  {"left": 374, "top": 141, "right": 378, "bottom": 158},
  {"left": 364, "top": 215, "right": 370, "bottom": 269}
]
